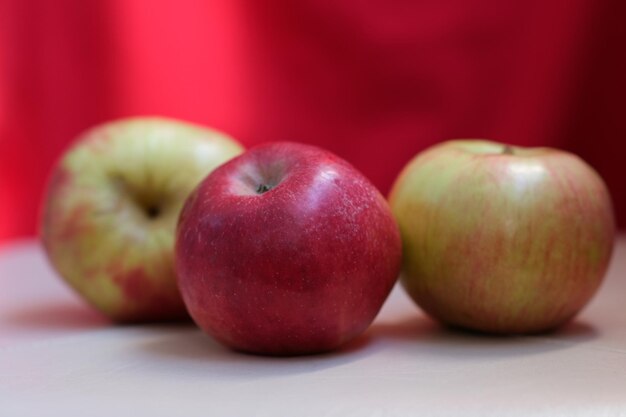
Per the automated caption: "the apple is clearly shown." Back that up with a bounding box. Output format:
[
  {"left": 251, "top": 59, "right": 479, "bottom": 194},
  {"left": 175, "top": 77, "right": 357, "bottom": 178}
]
[
  {"left": 175, "top": 142, "right": 402, "bottom": 355},
  {"left": 389, "top": 140, "right": 615, "bottom": 334},
  {"left": 41, "top": 117, "right": 244, "bottom": 322}
]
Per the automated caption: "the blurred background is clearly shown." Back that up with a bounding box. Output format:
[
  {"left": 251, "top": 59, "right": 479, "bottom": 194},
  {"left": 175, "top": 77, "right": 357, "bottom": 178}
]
[{"left": 1, "top": 0, "right": 625, "bottom": 244}]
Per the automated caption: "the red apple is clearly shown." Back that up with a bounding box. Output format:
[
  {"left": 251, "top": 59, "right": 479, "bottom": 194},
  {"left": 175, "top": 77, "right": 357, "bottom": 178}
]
[
  {"left": 41, "top": 117, "right": 244, "bottom": 322},
  {"left": 175, "top": 142, "right": 402, "bottom": 355},
  {"left": 389, "top": 140, "right": 615, "bottom": 334}
]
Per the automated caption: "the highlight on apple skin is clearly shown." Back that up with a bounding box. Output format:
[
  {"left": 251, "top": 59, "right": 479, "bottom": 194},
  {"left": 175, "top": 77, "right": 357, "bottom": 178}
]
[
  {"left": 40, "top": 117, "right": 244, "bottom": 322},
  {"left": 175, "top": 142, "right": 402, "bottom": 355},
  {"left": 389, "top": 140, "right": 615, "bottom": 334}
]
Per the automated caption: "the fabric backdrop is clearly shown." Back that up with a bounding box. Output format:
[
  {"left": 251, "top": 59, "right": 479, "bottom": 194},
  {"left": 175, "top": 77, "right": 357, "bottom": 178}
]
[{"left": 1, "top": 0, "right": 625, "bottom": 243}]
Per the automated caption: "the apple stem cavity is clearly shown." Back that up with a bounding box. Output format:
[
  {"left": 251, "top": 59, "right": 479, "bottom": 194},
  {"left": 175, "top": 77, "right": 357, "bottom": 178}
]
[
  {"left": 145, "top": 205, "right": 161, "bottom": 219},
  {"left": 502, "top": 145, "right": 515, "bottom": 155},
  {"left": 256, "top": 184, "right": 272, "bottom": 194}
]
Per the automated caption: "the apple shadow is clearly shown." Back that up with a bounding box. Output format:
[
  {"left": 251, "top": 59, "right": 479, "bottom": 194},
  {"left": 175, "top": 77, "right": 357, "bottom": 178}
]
[
  {"left": 4, "top": 302, "right": 109, "bottom": 331},
  {"left": 136, "top": 325, "right": 374, "bottom": 380},
  {"left": 367, "top": 314, "right": 599, "bottom": 361}
]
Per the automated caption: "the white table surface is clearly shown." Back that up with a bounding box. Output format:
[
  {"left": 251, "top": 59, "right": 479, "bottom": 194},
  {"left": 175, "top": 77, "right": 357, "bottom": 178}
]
[{"left": 1, "top": 237, "right": 625, "bottom": 417}]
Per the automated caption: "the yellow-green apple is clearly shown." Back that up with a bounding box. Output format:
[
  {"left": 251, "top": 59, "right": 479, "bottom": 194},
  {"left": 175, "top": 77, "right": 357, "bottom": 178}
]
[
  {"left": 41, "top": 117, "right": 244, "bottom": 322},
  {"left": 389, "top": 140, "right": 615, "bottom": 334},
  {"left": 175, "top": 142, "right": 402, "bottom": 355}
]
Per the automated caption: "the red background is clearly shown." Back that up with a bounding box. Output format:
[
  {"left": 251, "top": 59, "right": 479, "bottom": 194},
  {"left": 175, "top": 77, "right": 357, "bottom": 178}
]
[{"left": 1, "top": 0, "right": 625, "bottom": 243}]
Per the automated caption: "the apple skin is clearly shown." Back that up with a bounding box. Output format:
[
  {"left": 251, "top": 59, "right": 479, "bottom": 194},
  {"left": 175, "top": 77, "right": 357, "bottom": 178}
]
[
  {"left": 175, "top": 142, "right": 402, "bottom": 355},
  {"left": 41, "top": 117, "right": 244, "bottom": 322},
  {"left": 389, "top": 140, "right": 615, "bottom": 334}
]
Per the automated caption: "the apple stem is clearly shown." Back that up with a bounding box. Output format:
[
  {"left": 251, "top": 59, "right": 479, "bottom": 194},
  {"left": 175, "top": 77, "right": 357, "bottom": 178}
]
[
  {"left": 503, "top": 145, "right": 515, "bottom": 155},
  {"left": 256, "top": 184, "right": 271, "bottom": 194}
]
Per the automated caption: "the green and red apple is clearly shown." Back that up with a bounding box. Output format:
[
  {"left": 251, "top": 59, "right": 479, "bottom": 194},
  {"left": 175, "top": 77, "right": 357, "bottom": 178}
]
[
  {"left": 389, "top": 140, "right": 615, "bottom": 334},
  {"left": 41, "top": 117, "right": 243, "bottom": 322}
]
